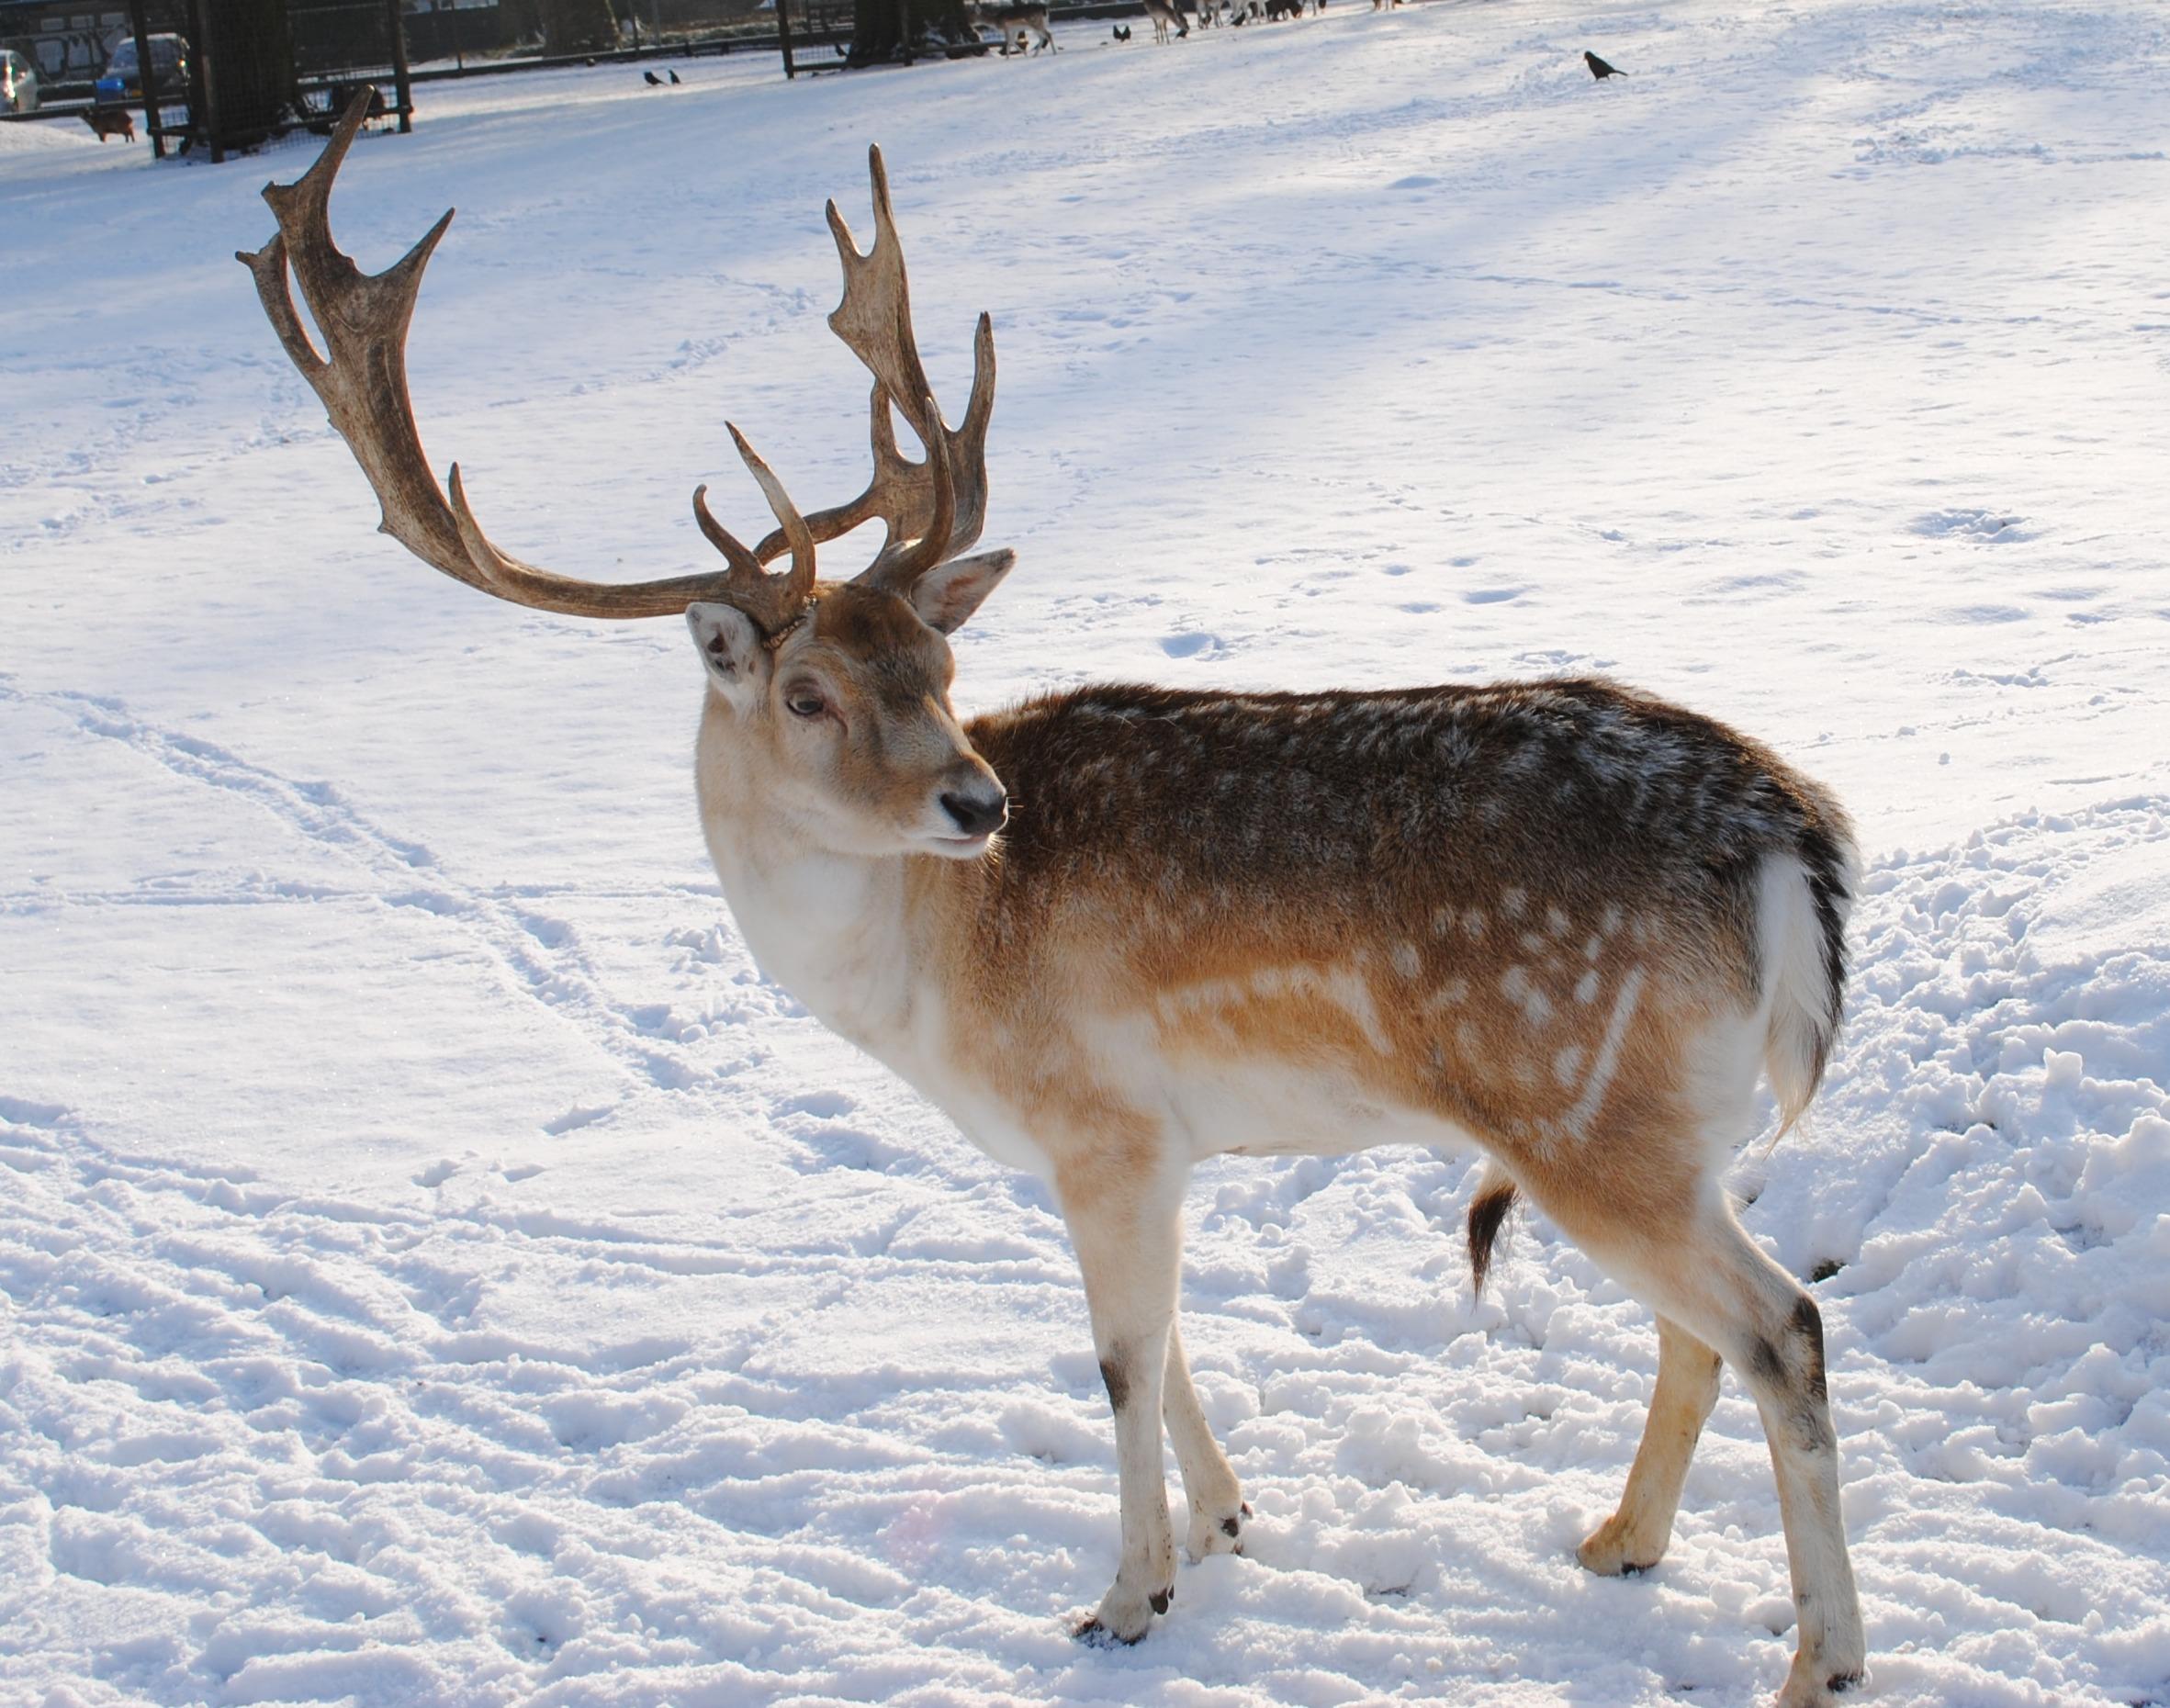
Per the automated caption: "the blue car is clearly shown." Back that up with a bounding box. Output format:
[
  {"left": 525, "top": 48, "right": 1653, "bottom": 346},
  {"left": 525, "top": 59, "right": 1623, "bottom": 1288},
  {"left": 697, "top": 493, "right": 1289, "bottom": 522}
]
[{"left": 95, "top": 33, "right": 188, "bottom": 106}]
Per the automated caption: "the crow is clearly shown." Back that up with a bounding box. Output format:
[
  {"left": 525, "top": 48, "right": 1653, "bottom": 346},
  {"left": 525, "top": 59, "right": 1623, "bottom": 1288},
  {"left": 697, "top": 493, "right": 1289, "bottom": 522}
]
[
  {"left": 1585, "top": 50, "right": 1626, "bottom": 79},
  {"left": 643, "top": 69, "right": 662, "bottom": 84},
  {"left": 669, "top": 67, "right": 682, "bottom": 82}
]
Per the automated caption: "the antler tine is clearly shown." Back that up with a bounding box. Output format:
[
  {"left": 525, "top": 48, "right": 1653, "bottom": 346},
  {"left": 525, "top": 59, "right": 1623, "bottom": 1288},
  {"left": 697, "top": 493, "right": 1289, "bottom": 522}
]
[
  {"left": 742, "top": 145, "right": 998, "bottom": 597},
  {"left": 241, "top": 89, "right": 814, "bottom": 627}
]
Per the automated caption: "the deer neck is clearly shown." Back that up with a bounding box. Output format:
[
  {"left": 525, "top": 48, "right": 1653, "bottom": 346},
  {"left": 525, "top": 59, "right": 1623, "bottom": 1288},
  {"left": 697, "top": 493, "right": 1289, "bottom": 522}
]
[{"left": 692, "top": 707, "right": 971, "bottom": 1062}]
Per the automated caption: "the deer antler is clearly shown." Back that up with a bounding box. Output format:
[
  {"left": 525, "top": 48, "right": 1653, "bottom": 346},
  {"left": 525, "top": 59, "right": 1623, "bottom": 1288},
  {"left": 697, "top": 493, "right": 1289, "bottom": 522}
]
[
  {"left": 236, "top": 89, "right": 814, "bottom": 633},
  {"left": 747, "top": 146, "right": 999, "bottom": 596}
]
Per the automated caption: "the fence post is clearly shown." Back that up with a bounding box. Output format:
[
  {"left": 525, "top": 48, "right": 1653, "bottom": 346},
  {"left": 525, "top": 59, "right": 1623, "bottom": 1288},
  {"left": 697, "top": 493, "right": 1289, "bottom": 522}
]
[
  {"left": 777, "top": 0, "right": 797, "bottom": 78},
  {"left": 125, "top": 0, "right": 165, "bottom": 159},
  {"left": 385, "top": 0, "right": 414, "bottom": 131},
  {"left": 183, "top": 0, "right": 220, "bottom": 162}
]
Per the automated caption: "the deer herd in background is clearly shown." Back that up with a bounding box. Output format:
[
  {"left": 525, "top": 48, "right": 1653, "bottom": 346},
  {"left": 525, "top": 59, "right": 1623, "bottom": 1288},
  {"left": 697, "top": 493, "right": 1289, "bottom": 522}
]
[{"left": 970, "top": 0, "right": 1394, "bottom": 57}]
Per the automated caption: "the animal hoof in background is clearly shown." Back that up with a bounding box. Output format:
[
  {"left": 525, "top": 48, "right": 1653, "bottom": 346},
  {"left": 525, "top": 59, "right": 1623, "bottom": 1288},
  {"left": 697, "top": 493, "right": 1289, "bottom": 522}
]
[{"left": 1585, "top": 50, "right": 1626, "bottom": 79}]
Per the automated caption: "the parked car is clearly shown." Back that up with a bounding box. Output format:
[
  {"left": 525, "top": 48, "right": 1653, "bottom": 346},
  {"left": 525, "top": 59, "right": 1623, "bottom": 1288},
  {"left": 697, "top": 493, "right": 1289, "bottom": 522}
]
[
  {"left": 0, "top": 48, "right": 39, "bottom": 114},
  {"left": 94, "top": 33, "right": 188, "bottom": 105}
]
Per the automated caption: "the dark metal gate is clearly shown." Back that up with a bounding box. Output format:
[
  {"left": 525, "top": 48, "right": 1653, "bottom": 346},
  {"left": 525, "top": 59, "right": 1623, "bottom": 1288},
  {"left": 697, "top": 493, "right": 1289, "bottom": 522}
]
[{"left": 106, "top": 0, "right": 410, "bottom": 160}]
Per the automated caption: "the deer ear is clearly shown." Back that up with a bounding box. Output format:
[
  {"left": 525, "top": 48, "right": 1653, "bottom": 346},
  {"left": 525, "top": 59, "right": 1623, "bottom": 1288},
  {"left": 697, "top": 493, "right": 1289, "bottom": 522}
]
[
  {"left": 687, "top": 602, "right": 770, "bottom": 711},
  {"left": 909, "top": 548, "right": 1016, "bottom": 635}
]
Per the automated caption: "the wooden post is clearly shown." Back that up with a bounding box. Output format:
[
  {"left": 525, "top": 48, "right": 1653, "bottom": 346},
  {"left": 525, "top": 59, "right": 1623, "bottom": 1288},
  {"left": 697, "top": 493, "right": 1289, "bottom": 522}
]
[
  {"left": 777, "top": 0, "right": 797, "bottom": 78},
  {"left": 386, "top": 0, "right": 414, "bottom": 131},
  {"left": 125, "top": 0, "right": 166, "bottom": 159},
  {"left": 183, "top": 0, "right": 219, "bottom": 163}
]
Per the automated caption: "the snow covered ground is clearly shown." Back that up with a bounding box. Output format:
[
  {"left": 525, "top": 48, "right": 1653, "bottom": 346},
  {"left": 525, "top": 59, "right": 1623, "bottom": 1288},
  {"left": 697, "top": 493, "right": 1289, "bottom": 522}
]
[{"left": 4, "top": 0, "right": 2168, "bottom": 1701}]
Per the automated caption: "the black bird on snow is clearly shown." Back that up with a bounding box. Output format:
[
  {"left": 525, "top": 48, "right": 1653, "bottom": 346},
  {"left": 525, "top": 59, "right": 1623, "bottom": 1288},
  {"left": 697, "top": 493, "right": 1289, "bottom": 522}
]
[
  {"left": 643, "top": 69, "right": 662, "bottom": 85},
  {"left": 1584, "top": 50, "right": 1626, "bottom": 80},
  {"left": 668, "top": 67, "right": 681, "bottom": 82}
]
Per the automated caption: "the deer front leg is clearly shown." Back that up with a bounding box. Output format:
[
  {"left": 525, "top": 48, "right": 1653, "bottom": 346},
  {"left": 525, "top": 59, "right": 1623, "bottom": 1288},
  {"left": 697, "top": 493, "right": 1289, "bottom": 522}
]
[
  {"left": 1063, "top": 1169, "right": 1184, "bottom": 1645},
  {"left": 1579, "top": 1315, "right": 1723, "bottom": 1574},
  {"left": 1164, "top": 1317, "right": 1247, "bottom": 1559}
]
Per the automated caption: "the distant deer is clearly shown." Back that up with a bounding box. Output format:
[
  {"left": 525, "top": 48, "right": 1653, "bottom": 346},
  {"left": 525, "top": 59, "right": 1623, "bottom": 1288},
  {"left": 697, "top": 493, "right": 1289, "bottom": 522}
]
[
  {"left": 967, "top": 0, "right": 1056, "bottom": 53},
  {"left": 82, "top": 106, "right": 135, "bottom": 142},
  {"left": 1141, "top": 0, "right": 1186, "bottom": 41},
  {"left": 241, "top": 96, "right": 1866, "bottom": 1708}
]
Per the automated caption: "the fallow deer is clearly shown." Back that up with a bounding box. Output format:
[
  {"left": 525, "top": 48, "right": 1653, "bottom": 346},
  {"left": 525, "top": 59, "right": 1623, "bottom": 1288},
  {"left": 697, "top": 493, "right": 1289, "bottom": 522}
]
[
  {"left": 241, "top": 95, "right": 1866, "bottom": 1708},
  {"left": 1141, "top": 0, "right": 1187, "bottom": 43},
  {"left": 966, "top": 0, "right": 1057, "bottom": 54},
  {"left": 82, "top": 106, "right": 137, "bottom": 143}
]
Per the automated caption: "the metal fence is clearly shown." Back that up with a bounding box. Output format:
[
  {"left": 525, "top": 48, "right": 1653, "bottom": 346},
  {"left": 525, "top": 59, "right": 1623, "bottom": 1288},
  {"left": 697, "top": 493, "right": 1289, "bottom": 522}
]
[
  {"left": 12, "top": 0, "right": 1164, "bottom": 156},
  {"left": 78, "top": 0, "right": 407, "bottom": 160},
  {"left": 777, "top": 0, "right": 854, "bottom": 76}
]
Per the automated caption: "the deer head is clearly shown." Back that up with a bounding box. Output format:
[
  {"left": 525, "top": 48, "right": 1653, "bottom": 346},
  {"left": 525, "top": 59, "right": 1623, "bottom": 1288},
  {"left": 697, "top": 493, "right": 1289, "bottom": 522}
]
[{"left": 240, "top": 93, "right": 1013, "bottom": 859}]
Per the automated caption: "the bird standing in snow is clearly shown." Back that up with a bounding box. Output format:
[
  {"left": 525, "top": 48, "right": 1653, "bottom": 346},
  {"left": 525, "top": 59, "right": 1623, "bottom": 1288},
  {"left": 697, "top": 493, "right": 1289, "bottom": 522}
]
[
  {"left": 668, "top": 68, "right": 681, "bottom": 83},
  {"left": 643, "top": 69, "right": 662, "bottom": 85},
  {"left": 1584, "top": 50, "right": 1626, "bottom": 80}
]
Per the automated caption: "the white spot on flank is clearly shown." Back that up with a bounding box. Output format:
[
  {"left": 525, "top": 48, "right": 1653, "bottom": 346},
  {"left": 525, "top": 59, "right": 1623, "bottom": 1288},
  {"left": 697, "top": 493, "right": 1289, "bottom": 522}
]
[
  {"left": 1600, "top": 904, "right": 1623, "bottom": 937},
  {"left": 1500, "top": 965, "right": 1553, "bottom": 1027},
  {"left": 1583, "top": 935, "right": 1602, "bottom": 961},
  {"left": 1519, "top": 932, "right": 1546, "bottom": 954},
  {"left": 1556, "top": 964, "right": 1646, "bottom": 1140},
  {"left": 1422, "top": 976, "right": 1469, "bottom": 1014},
  {"left": 1546, "top": 905, "right": 1570, "bottom": 937},
  {"left": 1502, "top": 887, "right": 1527, "bottom": 920},
  {"left": 1553, "top": 1044, "right": 1585, "bottom": 1086},
  {"left": 1431, "top": 906, "right": 1456, "bottom": 938},
  {"left": 1575, "top": 969, "right": 1601, "bottom": 1005},
  {"left": 1463, "top": 910, "right": 1487, "bottom": 940},
  {"left": 1392, "top": 942, "right": 1422, "bottom": 980},
  {"left": 1180, "top": 962, "right": 1395, "bottom": 1057}
]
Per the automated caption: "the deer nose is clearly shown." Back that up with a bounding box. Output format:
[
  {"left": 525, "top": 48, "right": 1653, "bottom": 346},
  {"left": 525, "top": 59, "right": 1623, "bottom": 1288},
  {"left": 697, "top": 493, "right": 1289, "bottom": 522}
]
[{"left": 940, "top": 790, "right": 1007, "bottom": 837}]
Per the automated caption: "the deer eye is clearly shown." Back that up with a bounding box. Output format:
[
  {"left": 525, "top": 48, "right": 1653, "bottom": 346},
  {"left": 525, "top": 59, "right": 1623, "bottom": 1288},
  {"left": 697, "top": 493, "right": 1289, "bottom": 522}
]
[{"left": 784, "top": 687, "right": 826, "bottom": 720}]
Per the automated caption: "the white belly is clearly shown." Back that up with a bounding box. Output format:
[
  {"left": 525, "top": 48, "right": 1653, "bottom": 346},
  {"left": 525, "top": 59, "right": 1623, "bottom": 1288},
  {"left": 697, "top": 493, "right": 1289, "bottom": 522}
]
[{"left": 1161, "top": 1055, "right": 1482, "bottom": 1163}]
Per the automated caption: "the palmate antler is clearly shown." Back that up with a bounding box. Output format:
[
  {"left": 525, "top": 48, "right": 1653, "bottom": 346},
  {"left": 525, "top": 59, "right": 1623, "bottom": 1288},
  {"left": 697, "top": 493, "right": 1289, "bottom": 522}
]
[
  {"left": 732, "top": 148, "right": 999, "bottom": 591},
  {"left": 239, "top": 91, "right": 998, "bottom": 635}
]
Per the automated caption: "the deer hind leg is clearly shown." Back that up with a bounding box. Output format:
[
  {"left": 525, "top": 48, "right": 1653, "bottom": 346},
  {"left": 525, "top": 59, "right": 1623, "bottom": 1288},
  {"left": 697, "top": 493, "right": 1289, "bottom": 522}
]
[
  {"left": 1577, "top": 1315, "right": 1722, "bottom": 1574},
  {"left": 1163, "top": 1317, "right": 1246, "bottom": 1559},
  {"left": 1063, "top": 1168, "right": 1184, "bottom": 1644},
  {"left": 1563, "top": 1194, "right": 1866, "bottom": 1707}
]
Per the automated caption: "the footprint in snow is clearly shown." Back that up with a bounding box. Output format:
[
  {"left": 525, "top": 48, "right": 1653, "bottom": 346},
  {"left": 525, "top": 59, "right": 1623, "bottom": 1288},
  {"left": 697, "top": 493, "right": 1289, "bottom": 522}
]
[
  {"left": 777, "top": 1088, "right": 856, "bottom": 1119},
  {"left": 1910, "top": 508, "right": 2029, "bottom": 541}
]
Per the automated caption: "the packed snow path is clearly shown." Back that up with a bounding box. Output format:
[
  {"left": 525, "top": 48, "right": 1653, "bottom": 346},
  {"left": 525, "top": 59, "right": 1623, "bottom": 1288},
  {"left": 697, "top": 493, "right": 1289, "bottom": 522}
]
[{"left": 4, "top": 0, "right": 2167, "bottom": 1702}]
